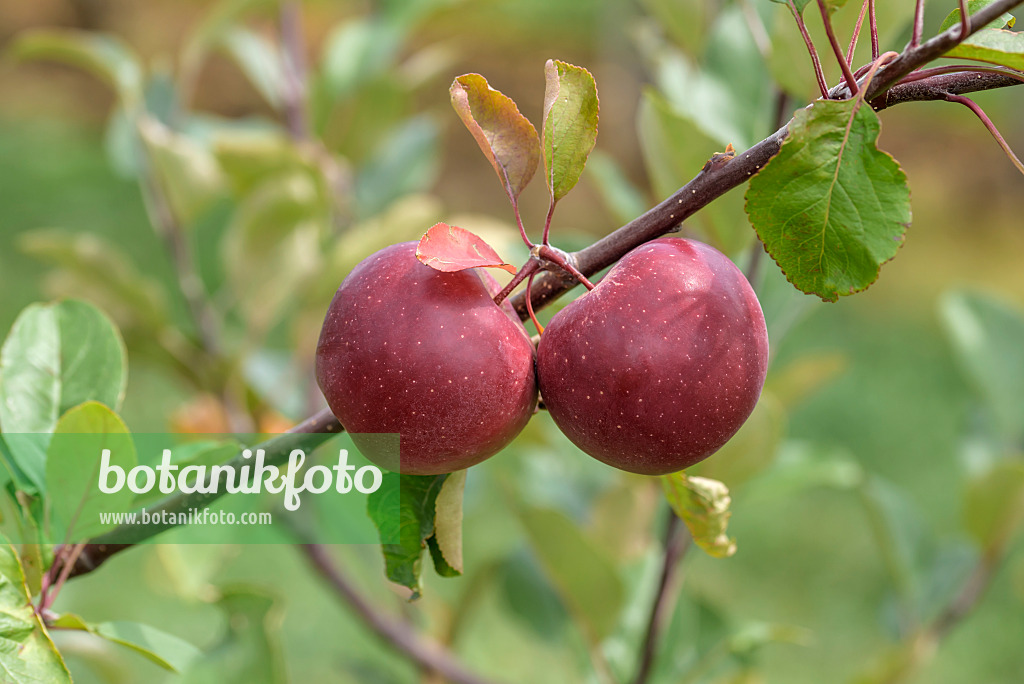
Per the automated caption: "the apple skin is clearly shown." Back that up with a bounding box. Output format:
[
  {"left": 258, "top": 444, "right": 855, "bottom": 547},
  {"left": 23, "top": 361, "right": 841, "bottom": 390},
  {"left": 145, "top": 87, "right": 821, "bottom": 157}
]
[
  {"left": 536, "top": 237, "right": 768, "bottom": 475},
  {"left": 316, "top": 242, "right": 538, "bottom": 475}
]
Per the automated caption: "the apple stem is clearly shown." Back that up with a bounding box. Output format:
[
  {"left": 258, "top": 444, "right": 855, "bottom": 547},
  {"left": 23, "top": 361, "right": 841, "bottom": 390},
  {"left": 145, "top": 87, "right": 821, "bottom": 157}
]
[
  {"left": 536, "top": 245, "right": 596, "bottom": 290},
  {"left": 492, "top": 258, "right": 540, "bottom": 306},
  {"left": 525, "top": 271, "right": 545, "bottom": 334}
]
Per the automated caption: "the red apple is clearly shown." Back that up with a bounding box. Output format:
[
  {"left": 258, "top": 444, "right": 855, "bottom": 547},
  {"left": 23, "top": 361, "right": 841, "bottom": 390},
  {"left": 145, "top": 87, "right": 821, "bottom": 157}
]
[
  {"left": 316, "top": 242, "right": 538, "bottom": 475},
  {"left": 536, "top": 237, "right": 768, "bottom": 475}
]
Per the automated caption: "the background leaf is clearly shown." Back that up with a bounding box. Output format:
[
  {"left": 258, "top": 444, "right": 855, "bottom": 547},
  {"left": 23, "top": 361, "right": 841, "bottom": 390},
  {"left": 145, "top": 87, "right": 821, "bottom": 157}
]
[
  {"left": 541, "top": 59, "right": 599, "bottom": 202},
  {"left": 662, "top": 473, "right": 737, "bottom": 558},
  {"left": 0, "top": 300, "right": 127, "bottom": 490},
  {"left": 430, "top": 469, "right": 466, "bottom": 575},
  {"left": 53, "top": 613, "right": 202, "bottom": 673},
  {"left": 964, "top": 459, "right": 1024, "bottom": 548},
  {"left": 939, "top": 289, "right": 1024, "bottom": 443},
  {"left": 943, "top": 27, "right": 1024, "bottom": 70},
  {"left": 416, "top": 223, "right": 515, "bottom": 274},
  {"left": 745, "top": 99, "right": 911, "bottom": 302},
  {"left": 0, "top": 544, "right": 72, "bottom": 683},
  {"left": 450, "top": 73, "right": 541, "bottom": 201},
  {"left": 218, "top": 27, "right": 285, "bottom": 109},
  {"left": 939, "top": 0, "right": 1016, "bottom": 32},
  {"left": 366, "top": 473, "right": 448, "bottom": 597},
  {"left": 7, "top": 29, "right": 142, "bottom": 105},
  {"left": 44, "top": 401, "right": 137, "bottom": 543},
  {"left": 517, "top": 506, "right": 625, "bottom": 641}
]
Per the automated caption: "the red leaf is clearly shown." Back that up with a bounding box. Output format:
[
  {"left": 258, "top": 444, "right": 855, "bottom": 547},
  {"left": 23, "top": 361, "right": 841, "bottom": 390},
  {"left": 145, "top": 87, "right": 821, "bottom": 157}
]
[{"left": 416, "top": 223, "right": 517, "bottom": 274}]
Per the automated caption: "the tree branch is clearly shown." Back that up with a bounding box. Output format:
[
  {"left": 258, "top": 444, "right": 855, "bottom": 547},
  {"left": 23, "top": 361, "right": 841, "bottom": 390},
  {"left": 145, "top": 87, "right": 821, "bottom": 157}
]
[
  {"left": 632, "top": 510, "right": 692, "bottom": 684},
  {"left": 300, "top": 543, "right": 505, "bottom": 684},
  {"left": 864, "top": 0, "right": 1024, "bottom": 102},
  {"left": 511, "top": 0, "right": 1024, "bottom": 318}
]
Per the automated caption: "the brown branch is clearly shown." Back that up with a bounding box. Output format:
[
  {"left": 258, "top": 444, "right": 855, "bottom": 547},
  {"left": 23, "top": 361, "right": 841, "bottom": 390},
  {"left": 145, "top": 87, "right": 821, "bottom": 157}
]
[
  {"left": 300, "top": 544, "right": 505, "bottom": 684},
  {"left": 511, "top": 64, "right": 1024, "bottom": 320},
  {"left": 632, "top": 510, "right": 692, "bottom": 684},
  {"left": 864, "top": 0, "right": 1024, "bottom": 102}
]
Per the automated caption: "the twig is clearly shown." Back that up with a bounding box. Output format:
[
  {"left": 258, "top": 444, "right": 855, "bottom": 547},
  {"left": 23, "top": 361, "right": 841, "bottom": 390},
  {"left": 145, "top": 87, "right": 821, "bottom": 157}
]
[
  {"left": 279, "top": 0, "right": 309, "bottom": 140},
  {"left": 910, "top": 0, "right": 925, "bottom": 47},
  {"left": 957, "top": 0, "right": 972, "bottom": 40},
  {"left": 632, "top": 510, "right": 692, "bottom": 684},
  {"left": 869, "top": 0, "right": 879, "bottom": 59},
  {"left": 865, "top": 0, "right": 1024, "bottom": 102},
  {"left": 847, "top": 0, "right": 870, "bottom": 65},
  {"left": 789, "top": 1, "right": 830, "bottom": 99},
  {"left": 300, "top": 544, "right": 504, "bottom": 684},
  {"left": 817, "top": 0, "right": 860, "bottom": 94}
]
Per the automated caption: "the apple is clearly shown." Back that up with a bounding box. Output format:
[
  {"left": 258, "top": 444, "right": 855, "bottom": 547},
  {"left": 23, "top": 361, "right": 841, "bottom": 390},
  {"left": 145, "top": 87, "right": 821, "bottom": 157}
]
[
  {"left": 316, "top": 242, "right": 538, "bottom": 475},
  {"left": 536, "top": 237, "right": 768, "bottom": 475}
]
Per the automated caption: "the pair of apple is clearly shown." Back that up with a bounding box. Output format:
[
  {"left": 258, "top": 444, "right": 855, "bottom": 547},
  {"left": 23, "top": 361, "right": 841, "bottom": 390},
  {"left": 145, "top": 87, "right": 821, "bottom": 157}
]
[{"left": 315, "top": 237, "right": 768, "bottom": 476}]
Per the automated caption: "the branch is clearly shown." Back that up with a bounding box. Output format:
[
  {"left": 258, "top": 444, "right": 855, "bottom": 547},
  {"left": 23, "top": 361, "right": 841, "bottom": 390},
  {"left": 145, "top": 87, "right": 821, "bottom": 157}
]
[
  {"left": 865, "top": 0, "right": 1024, "bottom": 102},
  {"left": 300, "top": 544, "right": 505, "bottom": 684},
  {"left": 510, "top": 9, "right": 1024, "bottom": 318},
  {"left": 632, "top": 510, "right": 692, "bottom": 684}
]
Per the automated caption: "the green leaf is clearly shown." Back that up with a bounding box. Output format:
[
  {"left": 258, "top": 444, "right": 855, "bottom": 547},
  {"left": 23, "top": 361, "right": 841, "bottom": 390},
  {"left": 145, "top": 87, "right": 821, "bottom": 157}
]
[
  {"left": 0, "top": 300, "right": 128, "bottom": 489},
  {"left": 319, "top": 17, "right": 403, "bottom": 105},
  {"left": 45, "top": 401, "right": 137, "bottom": 543},
  {"left": 585, "top": 150, "right": 649, "bottom": 227},
  {"left": 366, "top": 473, "right": 449, "bottom": 596},
  {"left": 218, "top": 27, "right": 285, "bottom": 109},
  {"left": 96, "top": 621, "right": 203, "bottom": 672},
  {"left": 638, "top": 4, "right": 774, "bottom": 151},
  {"left": 7, "top": 29, "right": 142, "bottom": 106},
  {"left": 52, "top": 613, "right": 202, "bottom": 672},
  {"left": 430, "top": 469, "right": 465, "bottom": 576},
  {"left": 964, "top": 459, "right": 1024, "bottom": 548},
  {"left": 212, "top": 129, "right": 315, "bottom": 196},
  {"left": 518, "top": 507, "right": 625, "bottom": 641},
  {"left": 222, "top": 170, "right": 327, "bottom": 336},
  {"left": 19, "top": 229, "right": 170, "bottom": 333},
  {"left": 139, "top": 116, "right": 227, "bottom": 226},
  {"left": 939, "top": 290, "right": 1024, "bottom": 442},
  {"left": 541, "top": 59, "right": 599, "bottom": 203},
  {"left": 180, "top": 588, "right": 284, "bottom": 683},
  {"left": 354, "top": 115, "right": 440, "bottom": 219},
  {"left": 745, "top": 98, "right": 911, "bottom": 302},
  {"left": 939, "top": 0, "right": 1016, "bottom": 32},
  {"left": 662, "top": 473, "right": 737, "bottom": 558},
  {"left": 0, "top": 544, "right": 72, "bottom": 683},
  {"left": 943, "top": 27, "right": 1024, "bottom": 70},
  {"left": 769, "top": 0, "right": 812, "bottom": 13},
  {"left": 450, "top": 73, "right": 540, "bottom": 202}
]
